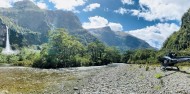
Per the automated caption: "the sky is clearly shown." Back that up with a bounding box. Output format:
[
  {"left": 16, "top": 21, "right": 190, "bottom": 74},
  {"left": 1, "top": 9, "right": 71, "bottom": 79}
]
[{"left": 1, "top": 0, "right": 190, "bottom": 49}]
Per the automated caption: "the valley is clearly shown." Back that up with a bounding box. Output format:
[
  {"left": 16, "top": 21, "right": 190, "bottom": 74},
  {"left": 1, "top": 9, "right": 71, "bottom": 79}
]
[{"left": 0, "top": 0, "right": 190, "bottom": 93}]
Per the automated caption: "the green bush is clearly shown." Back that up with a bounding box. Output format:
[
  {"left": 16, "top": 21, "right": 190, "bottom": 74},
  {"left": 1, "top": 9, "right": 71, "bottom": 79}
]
[
  {"left": 0, "top": 54, "right": 7, "bottom": 63},
  {"left": 122, "top": 49, "right": 158, "bottom": 64},
  {"left": 14, "top": 60, "right": 33, "bottom": 66},
  {"left": 154, "top": 73, "right": 163, "bottom": 79},
  {"left": 73, "top": 55, "right": 90, "bottom": 66},
  {"left": 145, "top": 66, "right": 149, "bottom": 71}
]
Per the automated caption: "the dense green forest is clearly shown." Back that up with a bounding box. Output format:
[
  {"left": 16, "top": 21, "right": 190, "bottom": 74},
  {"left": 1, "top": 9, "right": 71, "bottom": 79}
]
[
  {"left": 0, "top": 29, "right": 121, "bottom": 68},
  {"left": 0, "top": 28, "right": 163, "bottom": 68},
  {"left": 1, "top": 27, "right": 190, "bottom": 68}
]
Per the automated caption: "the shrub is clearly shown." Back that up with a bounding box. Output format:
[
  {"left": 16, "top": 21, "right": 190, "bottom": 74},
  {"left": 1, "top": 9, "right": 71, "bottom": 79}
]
[
  {"left": 145, "top": 66, "right": 149, "bottom": 71},
  {"left": 73, "top": 55, "right": 90, "bottom": 66},
  {"left": 154, "top": 73, "right": 163, "bottom": 79},
  {"left": 14, "top": 60, "right": 33, "bottom": 66}
]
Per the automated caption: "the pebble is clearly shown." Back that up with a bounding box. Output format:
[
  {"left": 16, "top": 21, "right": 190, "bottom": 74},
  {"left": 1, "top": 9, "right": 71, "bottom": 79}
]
[
  {"left": 78, "top": 64, "right": 190, "bottom": 94},
  {"left": 73, "top": 87, "right": 79, "bottom": 90},
  {"left": 2, "top": 64, "right": 190, "bottom": 94}
]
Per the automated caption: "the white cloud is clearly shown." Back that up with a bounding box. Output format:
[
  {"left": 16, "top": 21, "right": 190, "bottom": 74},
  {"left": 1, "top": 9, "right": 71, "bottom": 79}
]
[
  {"left": 36, "top": 2, "right": 47, "bottom": 9},
  {"left": 108, "top": 22, "right": 123, "bottom": 31},
  {"left": 114, "top": 7, "right": 128, "bottom": 15},
  {"left": 121, "top": 0, "right": 134, "bottom": 5},
  {"left": 83, "top": 16, "right": 108, "bottom": 29},
  {"left": 83, "top": 3, "right": 100, "bottom": 12},
  {"left": 82, "top": 16, "right": 123, "bottom": 31},
  {"left": 0, "top": 1, "right": 11, "bottom": 8},
  {"left": 49, "top": 0, "right": 86, "bottom": 12},
  {"left": 130, "top": 9, "right": 140, "bottom": 16},
  {"left": 128, "top": 23, "right": 180, "bottom": 49},
  {"left": 0, "top": 0, "right": 22, "bottom": 8},
  {"left": 0, "top": 0, "right": 48, "bottom": 9},
  {"left": 129, "top": 0, "right": 190, "bottom": 21}
]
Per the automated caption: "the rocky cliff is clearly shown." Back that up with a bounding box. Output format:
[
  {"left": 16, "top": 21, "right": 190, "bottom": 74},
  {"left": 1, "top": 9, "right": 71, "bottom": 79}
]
[{"left": 88, "top": 27, "right": 152, "bottom": 50}]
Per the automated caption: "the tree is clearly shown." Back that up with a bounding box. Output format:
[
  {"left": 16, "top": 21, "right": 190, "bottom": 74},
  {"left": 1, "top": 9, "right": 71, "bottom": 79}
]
[
  {"left": 103, "top": 47, "right": 121, "bottom": 64},
  {"left": 122, "top": 50, "right": 134, "bottom": 63},
  {"left": 122, "top": 49, "right": 157, "bottom": 64},
  {"left": 87, "top": 41, "right": 106, "bottom": 65},
  {"left": 33, "top": 28, "right": 122, "bottom": 68},
  {"left": 34, "top": 28, "right": 86, "bottom": 68}
]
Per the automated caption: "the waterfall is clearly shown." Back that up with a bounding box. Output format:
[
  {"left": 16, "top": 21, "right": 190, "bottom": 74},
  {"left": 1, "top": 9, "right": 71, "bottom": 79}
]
[
  {"left": 5, "top": 26, "right": 11, "bottom": 51},
  {"left": 2, "top": 26, "right": 17, "bottom": 55}
]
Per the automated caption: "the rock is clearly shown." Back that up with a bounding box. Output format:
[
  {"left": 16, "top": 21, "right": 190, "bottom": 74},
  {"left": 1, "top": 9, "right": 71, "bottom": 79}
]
[
  {"left": 74, "top": 92, "right": 79, "bottom": 94},
  {"left": 73, "top": 87, "right": 79, "bottom": 90},
  {"left": 2, "top": 64, "right": 190, "bottom": 94}
]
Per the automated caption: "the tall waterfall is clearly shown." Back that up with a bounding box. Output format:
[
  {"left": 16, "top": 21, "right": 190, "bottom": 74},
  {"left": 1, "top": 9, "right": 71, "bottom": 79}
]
[
  {"left": 5, "top": 26, "right": 11, "bottom": 51},
  {"left": 2, "top": 26, "right": 17, "bottom": 55}
]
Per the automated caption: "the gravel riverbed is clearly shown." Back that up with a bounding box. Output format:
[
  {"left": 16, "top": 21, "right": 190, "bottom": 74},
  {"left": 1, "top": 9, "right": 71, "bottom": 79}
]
[{"left": 0, "top": 63, "right": 190, "bottom": 94}]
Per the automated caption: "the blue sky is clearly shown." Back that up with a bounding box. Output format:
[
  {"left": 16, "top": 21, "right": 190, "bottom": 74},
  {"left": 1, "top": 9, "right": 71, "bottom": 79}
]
[
  {"left": 1, "top": 0, "right": 190, "bottom": 49},
  {"left": 80, "top": 0, "right": 170, "bottom": 31}
]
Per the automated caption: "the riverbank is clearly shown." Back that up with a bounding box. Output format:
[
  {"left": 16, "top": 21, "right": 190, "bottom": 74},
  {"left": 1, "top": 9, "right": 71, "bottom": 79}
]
[{"left": 0, "top": 63, "right": 190, "bottom": 94}]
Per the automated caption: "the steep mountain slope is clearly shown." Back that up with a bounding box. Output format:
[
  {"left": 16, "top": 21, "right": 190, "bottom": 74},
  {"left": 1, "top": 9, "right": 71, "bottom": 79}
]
[
  {"left": 0, "top": 15, "right": 41, "bottom": 48},
  {"left": 0, "top": 0, "right": 97, "bottom": 47},
  {"left": 162, "top": 9, "right": 190, "bottom": 50},
  {"left": 88, "top": 26, "right": 152, "bottom": 50}
]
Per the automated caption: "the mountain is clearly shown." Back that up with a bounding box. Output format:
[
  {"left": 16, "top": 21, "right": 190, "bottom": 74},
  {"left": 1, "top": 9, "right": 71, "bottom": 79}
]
[
  {"left": 0, "top": 0, "right": 152, "bottom": 51},
  {"left": 162, "top": 9, "right": 190, "bottom": 50},
  {"left": 0, "top": 0, "right": 97, "bottom": 48},
  {"left": 88, "top": 26, "right": 152, "bottom": 50}
]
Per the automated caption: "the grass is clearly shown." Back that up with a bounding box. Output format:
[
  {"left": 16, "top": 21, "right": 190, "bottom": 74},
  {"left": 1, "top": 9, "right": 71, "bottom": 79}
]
[
  {"left": 0, "top": 69, "right": 46, "bottom": 93},
  {"left": 66, "top": 75, "right": 77, "bottom": 81},
  {"left": 139, "top": 73, "right": 145, "bottom": 79},
  {"left": 145, "top": 66, "right": 149, "bottom": 71},
  {"left": 176, "top": 62, "right": 190, "bottom": 67},
  {"left": 13, "top": 60, "right": 33, "bottom": 67},
  {"left": 154, "top": 85, "right": 161, "bottom": 90},
  {"left": 153, "top": 79, "right": 164, "bottom": 90},
  {"left": 0, "top": 68, "right": 78, "bottom": 94},
  {"left": 138, "top": 65, "right": 142, "bottom": 68},
  {"left": 154, "top": 73, "right": 163, "bottom": 79}
]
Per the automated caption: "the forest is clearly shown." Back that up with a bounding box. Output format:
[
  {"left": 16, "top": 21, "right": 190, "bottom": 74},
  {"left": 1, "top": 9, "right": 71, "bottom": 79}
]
[{"left": 0, "top": 28, "right": 165, "bottom": 68}]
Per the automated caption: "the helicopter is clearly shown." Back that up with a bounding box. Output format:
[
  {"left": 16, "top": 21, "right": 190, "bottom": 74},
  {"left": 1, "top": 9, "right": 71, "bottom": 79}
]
[{"left": 159, "top": 52, "right": 190, "bottom": 71}]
